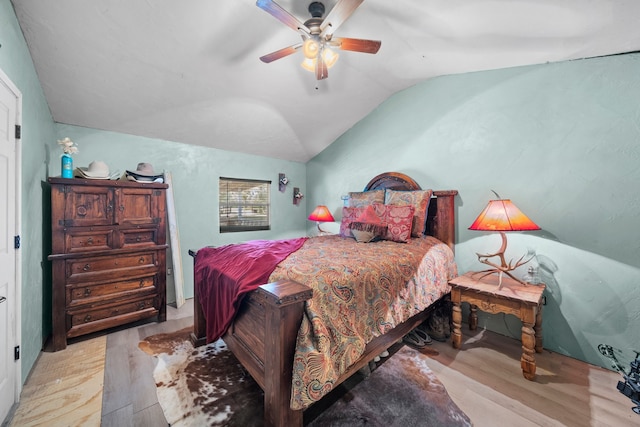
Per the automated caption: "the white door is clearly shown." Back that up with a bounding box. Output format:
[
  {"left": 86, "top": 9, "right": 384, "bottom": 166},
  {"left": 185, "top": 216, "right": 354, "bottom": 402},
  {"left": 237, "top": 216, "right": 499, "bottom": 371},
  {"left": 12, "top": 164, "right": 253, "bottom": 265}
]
[{"left": 0, "top": 69, "right": 20, "bottom": 424}]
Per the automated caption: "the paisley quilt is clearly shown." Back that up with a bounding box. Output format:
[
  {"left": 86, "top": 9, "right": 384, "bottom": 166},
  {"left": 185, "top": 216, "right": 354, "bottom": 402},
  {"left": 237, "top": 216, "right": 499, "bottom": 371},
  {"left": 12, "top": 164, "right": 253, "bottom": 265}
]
[{"left": 268, "top": 235, "right": 457, "bottom": 410}]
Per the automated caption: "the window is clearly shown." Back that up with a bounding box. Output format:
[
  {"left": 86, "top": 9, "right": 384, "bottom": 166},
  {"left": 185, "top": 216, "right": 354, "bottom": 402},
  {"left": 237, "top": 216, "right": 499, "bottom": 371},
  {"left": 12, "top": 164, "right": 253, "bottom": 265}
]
[{"left": 219, "top": 177, "right": 271, "bottom": 232}]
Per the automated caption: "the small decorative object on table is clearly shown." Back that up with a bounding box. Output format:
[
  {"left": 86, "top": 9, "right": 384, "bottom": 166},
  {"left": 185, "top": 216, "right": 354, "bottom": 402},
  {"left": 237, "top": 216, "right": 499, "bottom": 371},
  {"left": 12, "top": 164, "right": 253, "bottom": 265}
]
[
  {"left": 522, "top": 266, "right": 541, "bottom": 284},
  {"left": 57, "top": 137, "right": 78, "bottom": 178}
]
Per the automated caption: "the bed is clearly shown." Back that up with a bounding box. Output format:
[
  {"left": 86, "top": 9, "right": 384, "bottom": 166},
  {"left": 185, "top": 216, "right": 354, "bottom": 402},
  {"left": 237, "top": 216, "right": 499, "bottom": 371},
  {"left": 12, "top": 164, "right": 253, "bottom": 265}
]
[{"left": 189, "top": 172, "right": 458, "bottom": 426}]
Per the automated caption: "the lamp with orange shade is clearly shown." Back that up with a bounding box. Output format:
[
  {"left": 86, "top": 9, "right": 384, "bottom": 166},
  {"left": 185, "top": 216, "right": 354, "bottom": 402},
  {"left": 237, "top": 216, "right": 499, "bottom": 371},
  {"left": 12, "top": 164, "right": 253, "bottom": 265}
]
[
  {"left": 469, "top": 192, "right": 540, "bottom": 287},
  {"left": 308, "top": 205, "right": 335, "bottom": 234}
]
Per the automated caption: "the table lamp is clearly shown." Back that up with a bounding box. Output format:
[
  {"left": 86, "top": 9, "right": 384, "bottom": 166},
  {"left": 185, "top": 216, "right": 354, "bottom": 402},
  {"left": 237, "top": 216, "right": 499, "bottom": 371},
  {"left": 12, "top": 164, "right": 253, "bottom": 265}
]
[
  {"left": 468, "top": 192, "right": 540, "bottom": 287},
  {"left": 308, "top": 205, "right": 335, "bottom": 234}
]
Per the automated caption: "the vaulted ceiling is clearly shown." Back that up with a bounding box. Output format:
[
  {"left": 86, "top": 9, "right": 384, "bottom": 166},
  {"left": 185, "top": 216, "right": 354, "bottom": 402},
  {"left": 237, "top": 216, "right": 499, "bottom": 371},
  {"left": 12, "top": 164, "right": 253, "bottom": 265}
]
[{"left": 11, "top": 0, "right": 640, "bottom": 162}]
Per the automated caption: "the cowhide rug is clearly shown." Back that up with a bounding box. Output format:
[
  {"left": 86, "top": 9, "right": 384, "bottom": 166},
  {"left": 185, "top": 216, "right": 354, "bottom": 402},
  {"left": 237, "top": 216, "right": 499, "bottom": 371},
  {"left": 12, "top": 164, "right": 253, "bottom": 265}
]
[{"left": 139, "top": 327, "right": 472, "bottom": 427}]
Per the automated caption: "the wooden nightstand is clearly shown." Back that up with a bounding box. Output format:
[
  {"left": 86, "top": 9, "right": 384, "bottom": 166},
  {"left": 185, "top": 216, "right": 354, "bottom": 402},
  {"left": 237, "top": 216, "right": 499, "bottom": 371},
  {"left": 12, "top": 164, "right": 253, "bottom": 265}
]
[{"left": 449, "top": 272, "right": 546, "bottom": 380}]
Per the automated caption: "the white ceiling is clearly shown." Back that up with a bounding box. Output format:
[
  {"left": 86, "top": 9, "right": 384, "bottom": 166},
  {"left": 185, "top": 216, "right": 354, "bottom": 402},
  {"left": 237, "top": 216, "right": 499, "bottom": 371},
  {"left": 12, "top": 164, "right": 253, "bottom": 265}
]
[{"left": 11, "top": 0, "right": 640, "bottom": 162}]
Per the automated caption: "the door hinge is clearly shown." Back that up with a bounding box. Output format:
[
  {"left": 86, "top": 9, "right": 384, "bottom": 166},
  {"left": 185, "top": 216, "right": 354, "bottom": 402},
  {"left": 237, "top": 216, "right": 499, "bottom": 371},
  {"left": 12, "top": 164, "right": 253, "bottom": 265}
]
[
  {"left": 14, "top": 235, "right": 20, "bottom": 249},
  {"left": 14, "top": 346, "right": 20, "bottom": 360},
  {"left": 15, "top": 124, "right": 21, "bottom": 139}
]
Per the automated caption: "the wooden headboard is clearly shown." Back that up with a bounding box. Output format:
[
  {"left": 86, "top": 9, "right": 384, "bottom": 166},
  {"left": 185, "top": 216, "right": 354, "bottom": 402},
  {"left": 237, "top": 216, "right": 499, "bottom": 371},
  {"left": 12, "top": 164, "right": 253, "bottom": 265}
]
[{"left": 363, "top": 172, "right": 458, "bottom": 252}]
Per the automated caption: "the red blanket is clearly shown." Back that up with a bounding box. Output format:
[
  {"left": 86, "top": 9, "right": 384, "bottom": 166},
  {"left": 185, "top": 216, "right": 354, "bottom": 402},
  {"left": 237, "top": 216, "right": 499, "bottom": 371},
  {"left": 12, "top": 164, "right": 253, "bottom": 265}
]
[{"left": 194, "top": 238, "right": 308, "bottom": 343}]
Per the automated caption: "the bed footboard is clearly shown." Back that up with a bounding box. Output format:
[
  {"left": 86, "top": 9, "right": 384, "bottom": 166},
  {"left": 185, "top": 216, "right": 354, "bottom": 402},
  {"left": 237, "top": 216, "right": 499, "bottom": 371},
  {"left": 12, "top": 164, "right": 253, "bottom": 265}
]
[
  {"left": 227, "top": 280, "right": 313, "bottom": 426},
  {"left": 190, "top": 247, "right": 445, "bottom": 426},
  {"left": 188, "top": 249, "right": 313, "bottom": 426}
]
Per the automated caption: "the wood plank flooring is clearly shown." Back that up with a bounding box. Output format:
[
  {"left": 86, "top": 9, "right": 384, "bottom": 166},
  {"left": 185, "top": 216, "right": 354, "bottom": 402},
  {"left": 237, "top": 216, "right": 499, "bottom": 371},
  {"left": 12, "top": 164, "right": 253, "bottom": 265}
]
[
  {"left": 8, "top": 335, "right": 105, "bottom": 426},
  {"left": 6, "top": 299, "right": 637, "bottom": 426}
]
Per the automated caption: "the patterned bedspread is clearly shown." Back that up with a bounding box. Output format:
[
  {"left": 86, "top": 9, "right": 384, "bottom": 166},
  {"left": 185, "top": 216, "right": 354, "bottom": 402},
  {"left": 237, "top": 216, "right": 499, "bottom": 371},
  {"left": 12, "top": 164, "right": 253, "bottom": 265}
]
[{"left": 268, "top": 234, "right": 458, "bottom": 410}]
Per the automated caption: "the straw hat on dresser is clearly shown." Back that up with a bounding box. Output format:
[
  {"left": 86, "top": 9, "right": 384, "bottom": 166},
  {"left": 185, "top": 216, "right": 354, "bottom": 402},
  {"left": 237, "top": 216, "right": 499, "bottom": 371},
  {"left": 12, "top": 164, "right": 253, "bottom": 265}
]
[
  {"left": 125, "top": 162, "right": 164, "bottom": 183},
  {"left": 74, "top": 160, "right": 111, "bottom": 179}
]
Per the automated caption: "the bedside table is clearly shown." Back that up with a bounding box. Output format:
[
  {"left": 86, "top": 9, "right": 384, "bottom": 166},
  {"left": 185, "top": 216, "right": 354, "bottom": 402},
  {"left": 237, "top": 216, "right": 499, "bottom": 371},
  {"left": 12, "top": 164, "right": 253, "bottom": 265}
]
[{"left": 449, "top": 272, "right": 546, "bottom": 380}]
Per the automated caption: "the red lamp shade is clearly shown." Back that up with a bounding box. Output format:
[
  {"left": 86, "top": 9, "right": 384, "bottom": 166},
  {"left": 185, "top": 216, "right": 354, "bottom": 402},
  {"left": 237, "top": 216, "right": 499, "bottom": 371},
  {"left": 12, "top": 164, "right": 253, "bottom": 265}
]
[
  {"left": 308, "top": 205, "right": 335, "bottom": 222},
  {"left": 468, "top": 199, "right": 540, "bottom": 232}
]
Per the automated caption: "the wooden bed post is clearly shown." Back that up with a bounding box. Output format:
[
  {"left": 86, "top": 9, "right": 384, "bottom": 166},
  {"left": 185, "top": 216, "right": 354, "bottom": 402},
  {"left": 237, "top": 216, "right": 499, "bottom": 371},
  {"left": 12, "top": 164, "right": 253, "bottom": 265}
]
[
  {"left": 188, "top": 249, "right": 207, "bottom": 347},
  {"left": 433, "top": 190, "right": 458, "bottom": 253},
  {"left": 257, "top": 281, "right": 313, "bottom": 427}
]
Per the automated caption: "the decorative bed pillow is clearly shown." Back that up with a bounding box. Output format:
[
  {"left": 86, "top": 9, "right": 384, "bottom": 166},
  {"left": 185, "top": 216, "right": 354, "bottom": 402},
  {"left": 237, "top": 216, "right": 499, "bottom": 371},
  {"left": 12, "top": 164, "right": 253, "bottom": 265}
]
[
  {"left": 350, "top": 229, "right": 377, "bottom": 243},
  {"left": 348, "top": 190, "right": 385, "bottom": 208},
  {"left": 384, "top": 189, "right": 433, "bottom": 237},
  {"left": 371, "top": 203, "right": 414, "bottom": 243},
  {"left": 349, "top": 205, "right": 387, "bottom": 242},
  {"left": 339, "top": 206, "right": 365, "bottom": 237}
]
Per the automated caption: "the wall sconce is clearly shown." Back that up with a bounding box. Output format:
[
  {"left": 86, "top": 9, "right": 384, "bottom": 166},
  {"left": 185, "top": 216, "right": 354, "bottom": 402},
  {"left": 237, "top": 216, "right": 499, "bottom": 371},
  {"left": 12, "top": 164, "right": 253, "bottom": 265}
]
[
  {"left": 293, "top": 188, "right": 304, "bottom": 205},
  {"left": 279, "top": 173, "right": 288, "bottom": 192}
]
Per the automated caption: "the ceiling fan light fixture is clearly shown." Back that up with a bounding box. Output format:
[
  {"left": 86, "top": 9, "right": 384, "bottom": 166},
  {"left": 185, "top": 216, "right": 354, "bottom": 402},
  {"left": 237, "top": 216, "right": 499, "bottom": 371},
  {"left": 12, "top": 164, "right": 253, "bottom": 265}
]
[
  {"left": 257, "top": 0, "right": 380, "bottom": 80},
  {"left": 301, "top": 57, "right": 317, "bottom": 72},
  {"left": 322, "top": 47, "right": 339, "bottom": 68},
  {"left": 303, "top": 38, "right": 320, "bottom": 59}
]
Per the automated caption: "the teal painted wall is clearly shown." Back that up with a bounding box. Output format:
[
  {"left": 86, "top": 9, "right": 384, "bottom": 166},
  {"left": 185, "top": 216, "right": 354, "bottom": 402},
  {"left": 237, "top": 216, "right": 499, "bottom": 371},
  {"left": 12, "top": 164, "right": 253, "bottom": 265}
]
[
  {"left": 2, "top": 1, "right": 306, "bottom": 383},
  {"left": 53, "top": 124, "right": 307, "bottom": 303},
  {"left": 308, "top": 53, "right": 640, "bottom": 370},
  {"left": 4, "top": 0, "right": 639, "bottom": 387},
  {"left": 1, "top": 0, "right": 57, "bottom": 381}
]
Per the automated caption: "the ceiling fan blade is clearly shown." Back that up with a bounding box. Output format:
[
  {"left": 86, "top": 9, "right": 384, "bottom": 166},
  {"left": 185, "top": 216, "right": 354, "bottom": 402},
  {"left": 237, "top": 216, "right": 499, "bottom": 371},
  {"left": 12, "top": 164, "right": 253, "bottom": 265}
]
[
  {"left": 332, "top": 37, "right": 381, "bottom": 54},
  {"left": 256, "top": 0, "right": 310, "bottom": 35},
  {"left": 320, "top": 0, "right": 364, "bottom": 38},
  {"left": 316, "top": 55, "right": 328, "bottom": 80},
  {"left": 259, "top": 44, "right": 301, "bottom": 63}
]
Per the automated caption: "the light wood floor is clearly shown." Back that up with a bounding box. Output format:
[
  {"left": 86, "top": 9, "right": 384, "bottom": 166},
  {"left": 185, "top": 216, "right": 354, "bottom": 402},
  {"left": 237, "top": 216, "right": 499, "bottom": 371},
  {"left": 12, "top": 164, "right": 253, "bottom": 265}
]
[{"left": 6, "top": 299, "right": 636, "bottom": 426}]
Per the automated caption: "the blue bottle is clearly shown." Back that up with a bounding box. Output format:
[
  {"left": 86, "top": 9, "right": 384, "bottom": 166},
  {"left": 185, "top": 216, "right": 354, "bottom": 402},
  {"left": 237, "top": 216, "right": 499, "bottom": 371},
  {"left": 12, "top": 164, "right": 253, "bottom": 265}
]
[{"left": 61, "top": 154, "right": 73, "bottom": 178}]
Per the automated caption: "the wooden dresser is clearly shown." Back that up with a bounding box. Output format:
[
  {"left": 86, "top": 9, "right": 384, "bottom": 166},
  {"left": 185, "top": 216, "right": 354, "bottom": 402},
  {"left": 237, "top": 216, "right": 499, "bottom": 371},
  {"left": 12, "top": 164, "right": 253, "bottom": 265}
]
[{"left": 48, "top": 177, "right": 168, "bottom": 351}]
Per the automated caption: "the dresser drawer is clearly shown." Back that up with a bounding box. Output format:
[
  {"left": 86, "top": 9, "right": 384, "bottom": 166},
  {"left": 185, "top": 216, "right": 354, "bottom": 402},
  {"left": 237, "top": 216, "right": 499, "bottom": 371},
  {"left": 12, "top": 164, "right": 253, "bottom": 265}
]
[
  {"left": 67, "top": 276, "right": 156, "bottom": 307},
  {"left": 67, "top": 296, "right": 157, "bottom": 338},
  {"left": 119, "top": 227, "right": 159, "bottom": 248},
  {"left": 65, "top": 228, "right": 115, "bottom": 253},
  {"left": 66, "top": 252, "right": 159, "bottom": 283}
]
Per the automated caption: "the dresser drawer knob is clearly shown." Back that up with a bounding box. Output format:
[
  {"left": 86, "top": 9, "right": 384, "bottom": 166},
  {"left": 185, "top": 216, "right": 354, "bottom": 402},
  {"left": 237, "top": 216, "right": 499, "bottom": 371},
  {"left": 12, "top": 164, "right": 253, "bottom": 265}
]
[
  {"left": 84, "top": 288, "right": 92, "bottom": 297},
  {"left": 138, "top": 302, "right": 146, "bottom": 310},
  {"left": 83, "top": 264, "right": 91, "bottom": 271},
  {"left": 86, "top": 237, "right": 94, "bottom": 245},
  {"left": 139, "top": 257, "right": 145, "bottom": 264},
  {"left": 84, "top": 314, "right": 92, "bottom": 323},
  {"left": 139, "top": 279, "right": 145, "bottom": 288},
  {"left": 135, "top": 236, "right": 142, "bottom": 242}
]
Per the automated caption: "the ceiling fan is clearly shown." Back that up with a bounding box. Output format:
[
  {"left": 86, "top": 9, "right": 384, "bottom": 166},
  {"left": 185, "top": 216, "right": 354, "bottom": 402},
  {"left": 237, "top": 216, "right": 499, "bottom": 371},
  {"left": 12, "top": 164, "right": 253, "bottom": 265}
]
[{"left": 256, "top": 0, "right": 381, "bottom": 80}]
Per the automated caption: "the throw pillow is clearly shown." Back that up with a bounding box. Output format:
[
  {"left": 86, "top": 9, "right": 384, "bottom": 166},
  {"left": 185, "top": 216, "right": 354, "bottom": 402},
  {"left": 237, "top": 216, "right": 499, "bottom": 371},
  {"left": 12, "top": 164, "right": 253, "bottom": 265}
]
[
  {"left": 371, "top": 203, "right": 414, "bottom": 243},
  {"left": 339, "top": 206, "right": 365, "bottom": 237},
  {"left": 351, "top": 229, "right": 377, "bottom": 243},
  {"left": 348, "top": 205, "right": 387, "bottom": 241},
  {"left": 348, "top": 190, "right": 385, "bottom": 208},
  {"left": 384, "top": 189, "right": 433, "bottom": 237}
]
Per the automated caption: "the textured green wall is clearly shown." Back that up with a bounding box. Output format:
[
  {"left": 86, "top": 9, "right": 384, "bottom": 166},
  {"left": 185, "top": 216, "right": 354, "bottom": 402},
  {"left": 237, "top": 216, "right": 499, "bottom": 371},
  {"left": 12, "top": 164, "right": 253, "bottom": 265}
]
[
  {"left": 54, "top": 124, "right": 307, "bottom": 303},
  {"left": 307, "top": 53, "right": 640, "bottom": 370},
  {"left": 1, "top": 0, "right": 57, "bottom": 382},
  {"left": 2, "top": 0, "right": 306, "bottom": 383},
  {"left": 5, "top": 0, "right": 640, "bottom": 388}
]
